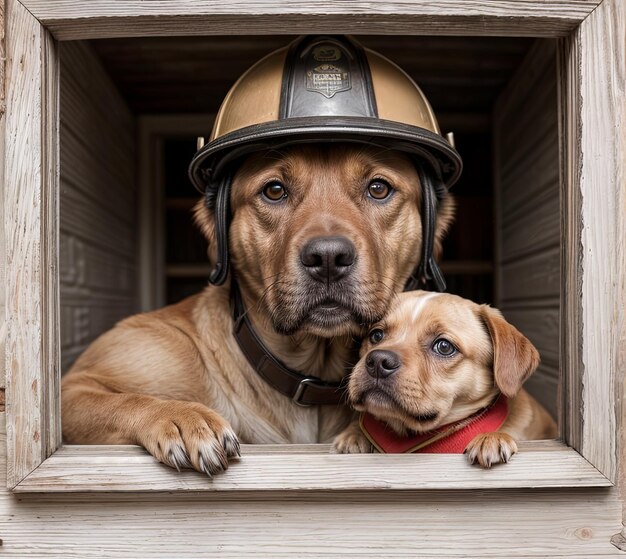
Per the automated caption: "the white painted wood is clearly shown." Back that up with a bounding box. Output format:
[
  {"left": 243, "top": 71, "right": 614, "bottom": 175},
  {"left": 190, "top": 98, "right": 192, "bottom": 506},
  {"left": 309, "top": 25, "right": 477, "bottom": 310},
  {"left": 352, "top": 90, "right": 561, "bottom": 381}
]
[
  {"left": 19, "top": 0, "right": 600, "bottom": 41},
  {"left": 59, "top": 42, "right": 137, "bottom": 372},
  {"left": 574, "top": 0, "right": 626, "bottom": 485},
  {"left": 494, "top": 40, "right": 560, "bottom": 419},
  {"left": 14, "top": 441, "right": 610, "bottom": 492},
  {"left": 4, "top": 0, "right": 60, "bottom": 489}
]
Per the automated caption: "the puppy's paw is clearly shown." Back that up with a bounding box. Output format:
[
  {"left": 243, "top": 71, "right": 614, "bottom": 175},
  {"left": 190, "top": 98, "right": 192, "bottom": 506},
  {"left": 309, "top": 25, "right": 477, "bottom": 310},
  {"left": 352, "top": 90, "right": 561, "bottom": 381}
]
[
  {"left": 138, "top": 400, "right": 240, "bottom": 476},
  {"left": 331, "top": 424, "right": 374, "bottom": 454},
  {"left": 465, "top": 432, "right": 518, "bottom": 468}
]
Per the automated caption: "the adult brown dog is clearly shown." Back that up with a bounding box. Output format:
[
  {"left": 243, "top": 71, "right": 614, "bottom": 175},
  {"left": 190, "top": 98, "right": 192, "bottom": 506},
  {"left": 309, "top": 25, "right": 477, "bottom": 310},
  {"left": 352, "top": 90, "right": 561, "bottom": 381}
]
[
  {"left": 334, "top": 290, "right": 556, "bottom": 466},
  {"left": 61, "top": 145, "right": 455, "bottom": 475}
]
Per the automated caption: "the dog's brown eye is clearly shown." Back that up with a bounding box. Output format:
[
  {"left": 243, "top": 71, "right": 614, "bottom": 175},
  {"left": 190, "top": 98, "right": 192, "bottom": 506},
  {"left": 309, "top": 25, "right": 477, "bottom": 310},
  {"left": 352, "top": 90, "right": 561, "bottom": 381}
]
[
  {"left": 432, "top": 338, "right": 458, "bottom": 357},
  {"left": 369, "top": 328, "right": 384, "bottom": 344},
  {"left": 367, "top": 179, "right": 392, "bottom": 200},
  {"left": 262, "top": 181, "right": 287, "bottom": 202}
]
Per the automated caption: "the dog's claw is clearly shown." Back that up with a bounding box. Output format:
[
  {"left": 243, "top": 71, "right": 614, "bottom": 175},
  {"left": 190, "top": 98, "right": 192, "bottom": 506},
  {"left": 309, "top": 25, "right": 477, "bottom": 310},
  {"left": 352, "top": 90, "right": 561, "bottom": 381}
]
[
  {"left": 198, "top": 454, "right": 212, "bottom": 477},
  {"left": 221, "top": 430, "right": 242, "bottom": 459},
  {"left": 140, "top": 402, "right": 240, "bottom": 476},
  {"left": 465, "top": 432, "right": 518, "bottom": 469}
]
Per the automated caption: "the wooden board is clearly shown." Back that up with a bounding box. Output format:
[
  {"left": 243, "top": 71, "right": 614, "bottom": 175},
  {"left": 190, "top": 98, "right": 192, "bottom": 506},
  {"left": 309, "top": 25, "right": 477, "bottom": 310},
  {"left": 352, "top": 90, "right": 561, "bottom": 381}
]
[
  {"left": 573, "top": 0, "right": 626, "bottom": 484},
  {"left": 3, "top": 0, "right": 60, "bottom": 488},
  {"left": 494, "top": 40, "right": 560, "bottom": 420},
  {"left": 0, "top": 0, "right": 6, "bottom": 391},
  {"left": 92, "top": 36, "right": 532, "bottom": 115},
  {"left": 499, "top": 246, "right": 560, "bottom": 304},
  {"left": 58, "top": 42, "right": 137, "bottom": 373},
  {"left": 14, "top": 441, "right": 611, "bottom": 492},
  {"left": 20, "top": 0, "right": 600, "bottom": 41},
  {"left": 0, "top": 415, "right": 621, "bottom": 558}
]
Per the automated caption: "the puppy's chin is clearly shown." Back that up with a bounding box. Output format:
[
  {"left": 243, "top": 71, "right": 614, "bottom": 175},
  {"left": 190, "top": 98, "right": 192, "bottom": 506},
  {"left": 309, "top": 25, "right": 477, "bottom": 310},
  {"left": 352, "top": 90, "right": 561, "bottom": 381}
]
[{"left": 350, "top": 385, "right": 447, "bottom": 435}]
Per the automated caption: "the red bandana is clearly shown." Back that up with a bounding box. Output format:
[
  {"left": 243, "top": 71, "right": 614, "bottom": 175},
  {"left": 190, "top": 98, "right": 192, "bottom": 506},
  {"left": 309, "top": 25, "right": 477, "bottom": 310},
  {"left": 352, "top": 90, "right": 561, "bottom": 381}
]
[{"left": 359, "top": 395, "right": 508, "bottom": 454}]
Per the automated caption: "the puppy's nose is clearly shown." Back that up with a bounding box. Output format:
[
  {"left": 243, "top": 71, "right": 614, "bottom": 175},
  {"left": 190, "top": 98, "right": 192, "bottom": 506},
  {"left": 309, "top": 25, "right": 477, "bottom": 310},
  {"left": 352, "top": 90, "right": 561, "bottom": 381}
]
[
  {"left": 300, "top": 236, "right": 356, "bottom": 283},
  {"left": 365, "top": 350, "right": 401, "bottom": 379}
]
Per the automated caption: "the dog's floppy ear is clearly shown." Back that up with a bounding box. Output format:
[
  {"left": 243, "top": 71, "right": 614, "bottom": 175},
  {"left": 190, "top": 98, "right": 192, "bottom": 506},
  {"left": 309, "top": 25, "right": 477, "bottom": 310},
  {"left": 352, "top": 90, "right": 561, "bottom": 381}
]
[
  {"left": 479, "top": 306, "right": 540, "bottom": 397},
  {"left": 193, "top": 199, "right": 218, "bottom": 266},
  {"left": 433, "top": 193, "right": 456, "bottom": 261}
]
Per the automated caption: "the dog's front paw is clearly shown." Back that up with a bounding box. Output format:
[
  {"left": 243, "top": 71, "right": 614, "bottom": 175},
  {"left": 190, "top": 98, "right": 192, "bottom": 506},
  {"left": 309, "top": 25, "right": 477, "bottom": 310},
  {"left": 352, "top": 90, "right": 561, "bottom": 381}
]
[
  {"left": 465, "top": 432, "right": 518, "bottom": 468},
  {"left": 331, "top": 424, "right": 374, "bottom": 454},
  {"left": 138, "top": 400, "right": 240, "bottom": 476}
]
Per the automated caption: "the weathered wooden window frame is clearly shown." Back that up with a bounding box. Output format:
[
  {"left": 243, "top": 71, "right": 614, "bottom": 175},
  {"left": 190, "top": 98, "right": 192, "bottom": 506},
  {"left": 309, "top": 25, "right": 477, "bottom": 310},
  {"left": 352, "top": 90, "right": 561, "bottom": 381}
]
[{"left": 3, "top": 0, "right": 624, "bottom": 492}]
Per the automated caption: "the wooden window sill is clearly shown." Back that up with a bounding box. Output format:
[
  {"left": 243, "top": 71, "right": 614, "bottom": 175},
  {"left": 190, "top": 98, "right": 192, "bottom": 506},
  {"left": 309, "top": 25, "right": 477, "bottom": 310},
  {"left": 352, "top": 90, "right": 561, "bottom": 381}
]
[{"left": 13, "top": 440, "right": 611, "bottom": 493}]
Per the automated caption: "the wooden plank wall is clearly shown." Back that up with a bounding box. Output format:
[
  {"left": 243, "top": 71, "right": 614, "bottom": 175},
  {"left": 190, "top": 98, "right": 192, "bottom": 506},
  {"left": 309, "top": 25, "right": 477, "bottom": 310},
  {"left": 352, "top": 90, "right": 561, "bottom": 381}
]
[
  {"left": 494, "top": 40, "right": 560, "bottom": 418},
  {"left": 59, "top": 42, "right": 137, "bottom": 372}
]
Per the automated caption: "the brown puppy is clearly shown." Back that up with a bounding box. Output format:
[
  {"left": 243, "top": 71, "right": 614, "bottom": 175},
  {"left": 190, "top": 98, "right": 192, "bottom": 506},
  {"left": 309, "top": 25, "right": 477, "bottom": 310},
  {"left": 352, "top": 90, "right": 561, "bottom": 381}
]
[
  {"left": 333, "top": 290, "right": 556, "bottom": 466},
  {"left": 61, "top": 145, "right": 455, "bottom": 475}
]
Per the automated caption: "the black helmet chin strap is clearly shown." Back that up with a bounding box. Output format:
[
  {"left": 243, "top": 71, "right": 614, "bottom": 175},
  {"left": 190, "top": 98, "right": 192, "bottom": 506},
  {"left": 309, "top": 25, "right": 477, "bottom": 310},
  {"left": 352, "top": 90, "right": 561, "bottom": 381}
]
[
  {"left": 207, "top": 173, "right": 232, "bottom": 286},
  {"left": 404, "top": 166, "right": 447, "bottom": 293}
]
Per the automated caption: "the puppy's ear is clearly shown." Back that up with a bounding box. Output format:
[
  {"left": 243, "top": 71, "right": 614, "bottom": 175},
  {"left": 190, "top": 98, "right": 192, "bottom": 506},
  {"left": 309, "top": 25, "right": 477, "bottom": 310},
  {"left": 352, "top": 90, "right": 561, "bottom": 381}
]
[
  {"left": 193, "top": 199, "right": 218, "bottom": 266},
  {"left": 479, "top": 306, "right": 540, "bottom": 397},
  {"left": 433, "top": 194, "right": 455, "bottom": 261}
]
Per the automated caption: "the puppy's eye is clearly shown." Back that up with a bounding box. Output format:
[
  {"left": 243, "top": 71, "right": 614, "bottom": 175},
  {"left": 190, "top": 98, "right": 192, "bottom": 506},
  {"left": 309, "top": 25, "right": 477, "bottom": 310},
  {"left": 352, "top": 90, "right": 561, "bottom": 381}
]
[
  {"left": 432, "top": 338, "right": 458, "bottom": 357},
  {"left": 262, "top": 181, "right": 287, "bottom": 202},
  {"left": 367, "top": 179, "right": 393, "bottom": 201},
  {"left": 369, "top": 328, "right": 384, "bottom": 344}
]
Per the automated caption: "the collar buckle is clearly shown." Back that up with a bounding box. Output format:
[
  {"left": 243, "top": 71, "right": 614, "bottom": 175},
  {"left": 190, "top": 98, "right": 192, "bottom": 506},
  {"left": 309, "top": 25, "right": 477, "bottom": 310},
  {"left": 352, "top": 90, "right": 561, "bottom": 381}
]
[{"left": 292, "top": 377, "right": 318, "bottom": 407}]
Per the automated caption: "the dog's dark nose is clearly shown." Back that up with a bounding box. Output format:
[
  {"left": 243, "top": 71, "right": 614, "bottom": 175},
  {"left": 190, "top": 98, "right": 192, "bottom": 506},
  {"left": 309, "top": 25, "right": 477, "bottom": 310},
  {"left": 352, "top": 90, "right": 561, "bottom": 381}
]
[
  {"left": 365, "top": 350, "right": 401, "bottom": 379},
  {"left": 300, "top": 236, "right": 356, "bottom": 283}
]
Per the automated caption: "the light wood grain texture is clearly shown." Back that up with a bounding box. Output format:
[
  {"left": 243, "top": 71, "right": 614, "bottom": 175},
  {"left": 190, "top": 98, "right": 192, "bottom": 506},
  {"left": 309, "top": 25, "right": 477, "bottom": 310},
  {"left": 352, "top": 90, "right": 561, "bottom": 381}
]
[
  {"left": 4, "top": 0, "right": 60, "bottom": 489},
  {"left": 0, "top": 0, "right": 6, "bottom": 391},
  {"left": 557, "top": 19, "right": 584, "bottom": 460},
  {"left": 20, "top": 0, "right": 599, "bottom": 41},
  {"left": 0, "top": 442, "right": 620, "bottom": 557},
  {"left": 570, "top": 0, "right": 626, "bottom": 484},
  {"left": 41, "top": 27, "right": 61, "bottom": 459},
  {"left": 13, "top": 441, "right": 610, "bottom": 492},
  {"left": 494, "top": 40, "right": 560, "bottom": 419},
  {"left": 59, "top": 42, "right": 137, "bottom": 372},
  {"left": 0, "top": 424, "right": 621, "bottom": 556}
]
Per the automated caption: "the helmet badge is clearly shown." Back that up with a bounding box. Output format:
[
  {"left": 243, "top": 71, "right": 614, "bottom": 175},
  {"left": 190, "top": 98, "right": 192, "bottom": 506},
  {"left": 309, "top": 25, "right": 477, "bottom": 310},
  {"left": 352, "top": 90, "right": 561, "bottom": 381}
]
[{"left": 305, "top": 43, "right": 351, "bottom": 98}]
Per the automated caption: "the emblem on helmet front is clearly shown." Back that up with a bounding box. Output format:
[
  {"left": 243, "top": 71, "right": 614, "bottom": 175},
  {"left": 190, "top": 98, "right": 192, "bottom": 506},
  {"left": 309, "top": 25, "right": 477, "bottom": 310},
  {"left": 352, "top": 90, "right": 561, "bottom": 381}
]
[{"left": 305, "top": 44, "right": 351, "bottom": 98}]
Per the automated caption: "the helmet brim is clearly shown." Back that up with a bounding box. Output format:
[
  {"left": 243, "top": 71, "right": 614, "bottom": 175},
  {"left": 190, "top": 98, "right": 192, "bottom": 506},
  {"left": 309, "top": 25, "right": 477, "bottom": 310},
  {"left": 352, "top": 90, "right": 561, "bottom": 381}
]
[{"left": 189, "top": 116, "right": 462, "bottom": 193}]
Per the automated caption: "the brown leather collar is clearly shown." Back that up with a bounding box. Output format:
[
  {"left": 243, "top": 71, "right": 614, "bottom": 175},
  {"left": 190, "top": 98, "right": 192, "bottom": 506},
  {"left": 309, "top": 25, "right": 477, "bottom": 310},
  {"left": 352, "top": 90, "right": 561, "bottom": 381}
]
[{"left": 231, "top": 283, "right": 354, "bottom": 406}]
